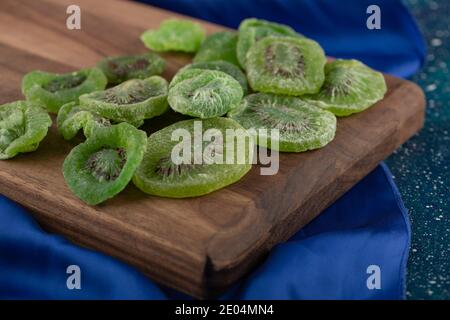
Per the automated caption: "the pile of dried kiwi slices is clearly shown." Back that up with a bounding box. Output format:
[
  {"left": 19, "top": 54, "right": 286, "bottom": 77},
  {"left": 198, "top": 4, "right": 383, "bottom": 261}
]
[
  {"left": 227, "top": 18, "right": 385, "bottom": 154},
  {"left": 1, "top": 17, "right": 388, "bottom": 205}
]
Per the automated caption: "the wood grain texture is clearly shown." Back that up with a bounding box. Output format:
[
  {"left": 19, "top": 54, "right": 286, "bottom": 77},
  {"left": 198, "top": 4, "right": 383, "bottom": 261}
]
[{"left": 0, "top": 0, "right": 425, "bottom": 298}]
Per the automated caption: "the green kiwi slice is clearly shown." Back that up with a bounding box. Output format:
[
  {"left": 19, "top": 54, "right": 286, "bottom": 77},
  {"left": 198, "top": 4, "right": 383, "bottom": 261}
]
[
  {"left": 133, "top": 117, "right": 253, "bottom": 198},
  {"left": 168, "top": 69, "right": 243, "bottom": 119},
  {"left": 57, "top": 102, "right": 111, "bottom": 140},
  {"left": 79, "top": 76, "right": 169, "bottom": 124},
  {"left": 246, "top": 36, "right": 326, "bottom": 96},
  {"left": 22, "top": 68, "right": 107, "bottom": 113},
  {"left": 63, "top": 122, "right": 147, "bottom": 205},
  {"left": 228, "top": 93, "right": 336, "bottom": 152},
  {"left": 180, "top": 61, "right": 249, "bottom": 95},
  {"left": 305, "top": 59, "right": 387, "bottom": 116},
  {"left": 97, "top": 53, "right": 166, "bottom": 85},
  {"left": 0, "top": 101, "right": 52, "bottom": 160},
  {"left": 193, "top": 31, "right": 240, "bottom": 66},
  {"left": 57, "top": 102, "right": 144, "bottom": 141},
  {"left": 140, "top": 19, "right": 206, "bottom": 53},
  {"left": 236, "top": 18, "right": 302, "bottom": 69}
]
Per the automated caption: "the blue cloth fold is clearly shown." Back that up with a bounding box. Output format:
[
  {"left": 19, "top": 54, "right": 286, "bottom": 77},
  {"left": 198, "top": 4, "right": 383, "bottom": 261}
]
[
  {"left": 0, "top": 164, "right": 410, "bottom": 300},
  {"left": 224, "top": 163, "right": 411, "bottom": 300},
  {"left": 0, "top": 0, "right": 425, "bottom": 299}
]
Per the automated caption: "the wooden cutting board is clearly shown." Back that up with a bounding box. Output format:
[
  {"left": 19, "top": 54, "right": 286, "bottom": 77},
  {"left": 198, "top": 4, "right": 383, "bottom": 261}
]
[{"left": 0, "top": 0, "right": 425, "bottom": 298}]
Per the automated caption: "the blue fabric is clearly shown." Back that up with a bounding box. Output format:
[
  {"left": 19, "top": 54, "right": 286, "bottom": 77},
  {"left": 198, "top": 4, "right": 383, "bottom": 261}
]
[
  {"left": 138, "top": 0, "right": 426, "bottom": 78},
  {"left": 225, "top": 164, "right": 411, "bottom": 300},
  {"left": 0, "top": 0, "right": 425, "bottom": 299},
  {"left": 0, "top": 164, "right": 410, "bottom": 299}
]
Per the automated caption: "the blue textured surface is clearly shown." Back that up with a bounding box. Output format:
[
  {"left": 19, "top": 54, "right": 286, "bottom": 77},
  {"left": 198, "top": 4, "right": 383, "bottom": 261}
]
[{"left": 388, "top": 0, "right": 450, "bottom": 300}]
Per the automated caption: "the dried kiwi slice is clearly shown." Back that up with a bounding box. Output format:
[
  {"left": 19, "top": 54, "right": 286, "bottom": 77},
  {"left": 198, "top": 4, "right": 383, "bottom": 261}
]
[
  {"left": 97, "top": 53, "right": 166, "bottom": 85},
  {"left": 193, "top": 31, "right": 239, "bottom": 66},
  {"left": 305, "top": 59, "right": 387, "bottom": 116},
  {"left": 22, "top": 68, "right": 107, "bottom": 113},
  {"left": 0, "top": 101, "right": 52, "bottom": 159},
  {"left": 246, "top": 36, "right": 326, "bottom": 96},
  {"left": 133, "top": 117, "right": 253, "bottom": 198},
  {"left": 63, "top": 122, "right": 147, "bottom": 205},
  {"left": 79, "top": 76, "right": 169, "bottom": 123},
  {"left": 236, "top": 18, "right": 301, "bottom": 69},
  {"left": 57, "top": 102, "right": 111, "bottom": 140},
  {"left": 57, "top": 102, "right": 144, "bottom": 140},
  {"left": 228, "top": 93, "right": 336, "bottom": 152},
  {"left": 140, "top": 19, "right": 206, "bottom": 53},
  {"left": 168, "top": 69, "right": 243, "bottom": 119},
  {"left": 180, "top": 61, "right": 248, "bottom": 95}
]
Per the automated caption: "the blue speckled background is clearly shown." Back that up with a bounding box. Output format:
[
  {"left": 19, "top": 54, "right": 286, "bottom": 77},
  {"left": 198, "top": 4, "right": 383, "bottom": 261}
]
[{"left": 388, "top": 0, "right": 449, "bottom": 300}]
